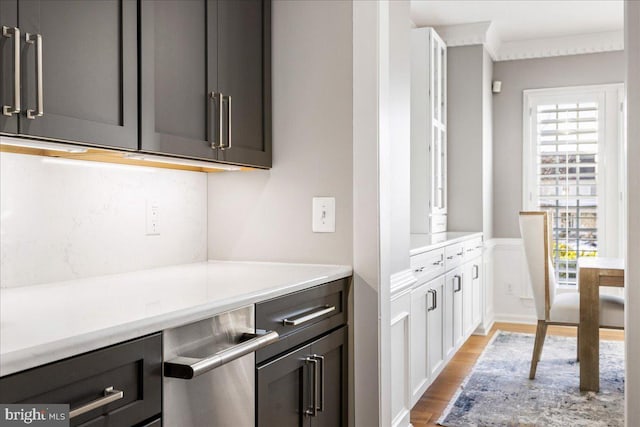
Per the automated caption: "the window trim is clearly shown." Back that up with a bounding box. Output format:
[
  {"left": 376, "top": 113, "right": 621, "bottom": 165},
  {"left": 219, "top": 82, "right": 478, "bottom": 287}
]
[{"left": 522, "top": 83, "right": 624, "bottom": 287}]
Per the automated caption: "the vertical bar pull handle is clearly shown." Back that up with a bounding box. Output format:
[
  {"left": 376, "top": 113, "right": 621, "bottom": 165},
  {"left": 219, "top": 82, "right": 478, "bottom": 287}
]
[
  {"left": 2, "top": 26, "right": 20, "bottom": 116},
  {"left": 209, "top": 92, "right": 222, "bottom": 149},
  {"left": 305, "top": 357, "right": 319, "bottom": 417},
  {"left": 220, "top": 94, "right": 232, "bottom": 150},
  {"left": 313, "top": 355, "right": 325, "bottom": 412},
  {"left": 26, "top": 33, "right": 44, "bottom": 119}
]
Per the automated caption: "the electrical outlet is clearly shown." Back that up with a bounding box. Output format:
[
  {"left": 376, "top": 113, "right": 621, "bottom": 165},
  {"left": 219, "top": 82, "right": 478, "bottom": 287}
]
[
  {"left": 146, "top": 201, "right": 160, "bottom": 235},
  {"left": 506, "top": 283, "right": 514, "bottom": 295},
  {"left": 312, "top": 197, "right": 336, "bottom": 233}
]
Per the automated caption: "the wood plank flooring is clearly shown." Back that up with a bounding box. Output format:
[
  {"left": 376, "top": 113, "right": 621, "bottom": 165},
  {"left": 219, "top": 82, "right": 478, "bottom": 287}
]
[{"left": 409, "top": 322, "right": 625, "bottom": 427}]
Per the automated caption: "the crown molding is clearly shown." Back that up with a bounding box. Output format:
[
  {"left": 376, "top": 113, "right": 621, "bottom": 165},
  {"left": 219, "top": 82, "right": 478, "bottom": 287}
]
[
  {"left": 496, "top": 30, "right": 624, "bottom": 61},
  {"left": 430, "top": 22, "right": 623, "bottom": 62}
]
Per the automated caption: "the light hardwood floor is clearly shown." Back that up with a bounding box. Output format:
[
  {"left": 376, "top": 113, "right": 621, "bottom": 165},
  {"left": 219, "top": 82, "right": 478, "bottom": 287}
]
[{"left": 409, "top": 322, "right": 625, "bottom": 427}]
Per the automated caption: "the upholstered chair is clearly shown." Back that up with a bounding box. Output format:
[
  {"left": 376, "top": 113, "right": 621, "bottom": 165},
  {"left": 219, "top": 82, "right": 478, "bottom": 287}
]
[{"left": 518, "top": 211, "right": 624, "bottom": 379}]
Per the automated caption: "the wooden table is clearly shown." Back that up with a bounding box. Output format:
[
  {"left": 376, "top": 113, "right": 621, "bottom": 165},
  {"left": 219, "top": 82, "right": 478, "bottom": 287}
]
[{"left": 578, "top": 257, "right": 624, "bottom": 392}]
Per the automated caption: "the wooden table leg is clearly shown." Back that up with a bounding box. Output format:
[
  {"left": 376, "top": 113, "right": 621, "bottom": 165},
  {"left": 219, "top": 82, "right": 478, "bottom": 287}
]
[{"left": 579, "top": 267, "right": 599, "bottom": 392}]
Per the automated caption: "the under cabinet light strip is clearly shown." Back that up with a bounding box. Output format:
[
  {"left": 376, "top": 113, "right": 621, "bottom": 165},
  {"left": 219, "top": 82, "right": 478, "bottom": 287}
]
[
  {"left": 122, "top": 153, "right": 241, "bottom": 171},
  {"left": 0, "top": 136, "right": 88, "bottom": 153}
]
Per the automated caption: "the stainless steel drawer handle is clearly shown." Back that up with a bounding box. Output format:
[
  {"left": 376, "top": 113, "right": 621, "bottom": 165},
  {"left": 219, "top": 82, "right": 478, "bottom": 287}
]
[
  {"left": 454, "top": 275, "right": 462, "bottom": 292},
  {"left": 2, "top": 26, "right": 20, "bottom": 117},
  {"left": 25, "top": 33, "right": 44, "bottom": 119},
  {"left": 209, "top": 92, "right": 223, "bottom": 149},
  {"left": 446, "top": 255, "right": 454, "bottom": 260},
  {"left": 456, "top": 251, "right": 464, "bottom": 256},
  {"left": 164, "top": 330, "right": 279, "bottom": 379},
  {"left": 473, "top": 264, "right": 479, "bottom": 280},
  {"left": 305, "top": 356, "right": 319, "bottom": 417},
  {"left": 283, "top": 305, "right": 336, "bottom": 326},
  {"left": 415, "top": 266, "right": 425, "bottom": 272},
  {"left": 427, "top": 289, "right": 437, "bottom": 312},
  {"left": 69, "top": 386, "right": 124, "bottom": 419},
  {"left": 221, "top": 94, "right": 232, "bottom": 150}
]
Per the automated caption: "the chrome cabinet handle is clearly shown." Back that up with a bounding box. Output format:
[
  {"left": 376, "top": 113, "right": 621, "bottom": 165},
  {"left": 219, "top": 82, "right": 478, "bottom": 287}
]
[
  {"left": 283, "top": 305, "right": 336, "bottom": 326},
  {"left": 473, "top": 264, "right": 479, "bottom": 280},
  {"left": 26, "top": 33, "right": 43, "bottom": 119},
  {"left": 427, "top": 289, "right": 436, "bottom": 312},
  {"left": 164, "top": 330, "right": 279, "bottom": 379},
  {"left": 311, "top": 354, "right": 325, "bottom": 412},
  {"left": 446, "top": 255, "right": 454, "bottom": 260},
  {"left": 454, "top": 275, "right": 462, "bottom": 292},
  {"left": 69, "top": 386, "right": 124, "bottom": 419},
  {"left": 415, "top": 266, "right": 425, "bottom": 272},
  {"left": 221, "top": 94, "right": 231, "bottom": 150},
  {"left": 305, "top": 356, "right": 319, "bottom": 417},
  {"left": 2, "top": 26, "right": 20, "bottom": 117},
  {"left": 209, "top": 92, "right": 223, "bottom": 149},
  {"left": 456, "top": 251, "right": 464, "bottom": 256}
]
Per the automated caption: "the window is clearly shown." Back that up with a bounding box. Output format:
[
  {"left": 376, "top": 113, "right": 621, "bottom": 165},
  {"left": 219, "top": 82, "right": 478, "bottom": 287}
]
[{"left": 523, "top": 84, "right": 624, "bottom": 287}]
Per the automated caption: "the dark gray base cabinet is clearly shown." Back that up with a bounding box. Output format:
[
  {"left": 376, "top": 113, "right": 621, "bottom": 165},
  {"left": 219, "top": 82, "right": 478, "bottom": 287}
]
[
  {"left": 0, "top": 334, "right": 162, "bottom": 427},
  {"left": 0, "top": 0, "right": 138, "bottom": 150},
  {"left": 257, "top": 326, "right": 348, "bottom": 427},
  {"left": 140, "top": 0, "right": 272, "bottom": 168}
]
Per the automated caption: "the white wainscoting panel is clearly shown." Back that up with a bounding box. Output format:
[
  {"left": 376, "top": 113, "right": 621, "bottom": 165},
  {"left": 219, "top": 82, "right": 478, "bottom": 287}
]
[{"left": 391, "top": 290, "right": 412, "bottom": 427}]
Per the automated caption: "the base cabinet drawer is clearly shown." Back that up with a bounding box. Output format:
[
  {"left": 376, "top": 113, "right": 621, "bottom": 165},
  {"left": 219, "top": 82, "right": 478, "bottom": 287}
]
[
  {"left": 0, "top": 334, "right": 162, "bottom": 427},
  {"left": 256, "top": 278, "right": 348, "bottom": 363}
]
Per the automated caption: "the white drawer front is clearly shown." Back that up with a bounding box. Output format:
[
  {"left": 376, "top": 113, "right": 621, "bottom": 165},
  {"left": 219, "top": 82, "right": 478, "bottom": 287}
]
[
  {"left": 463, "top": 237, "right": 483, "bottom": 260},
  {"left": 411, "top": 248, "right": 445, "bottom": 283},
  {"left": 444, "top": 243, "right": 465, "bottom": 270}
]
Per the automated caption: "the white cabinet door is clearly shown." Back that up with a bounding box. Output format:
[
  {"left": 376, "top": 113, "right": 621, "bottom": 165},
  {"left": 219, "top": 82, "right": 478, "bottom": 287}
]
[
  {"left": 444, "top": 269, "right": 462, "bottom": 358},
  {"left": 427, "top": 276, "right": 445, "bottom": 379},
  {"left": 471, "top": 257, "right": 483, "bottom": 328},
  {"left": 391, "top": 291, "right": 412, "bottom": 427},
  {"left": 462, "top": 262, "right": 474, "bottom": 338},
  {"left": 410, "top": 282, "right": 430, "bottom": 406}
]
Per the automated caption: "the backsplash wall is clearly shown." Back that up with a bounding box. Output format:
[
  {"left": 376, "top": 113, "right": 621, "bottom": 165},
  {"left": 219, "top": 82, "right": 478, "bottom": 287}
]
[{"left": 0, "top": 148, "right": 208, "bottom": 288}]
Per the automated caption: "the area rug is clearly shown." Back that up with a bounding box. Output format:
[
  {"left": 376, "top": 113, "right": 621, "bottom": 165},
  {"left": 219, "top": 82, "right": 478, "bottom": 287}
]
[{"left": 437, "top": 331, "right": 624, "bottom": 427}]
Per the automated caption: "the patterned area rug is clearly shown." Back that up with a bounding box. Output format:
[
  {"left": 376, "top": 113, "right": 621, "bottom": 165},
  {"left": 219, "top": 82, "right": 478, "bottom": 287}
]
[{"left": 438, "top": 331, "right": 624, "bottom": 427}]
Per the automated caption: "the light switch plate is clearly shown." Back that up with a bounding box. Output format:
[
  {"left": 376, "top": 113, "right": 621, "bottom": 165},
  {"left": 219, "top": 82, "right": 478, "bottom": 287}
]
[{"left": 312, "top": 197, "right": 335, "bottom": 233}]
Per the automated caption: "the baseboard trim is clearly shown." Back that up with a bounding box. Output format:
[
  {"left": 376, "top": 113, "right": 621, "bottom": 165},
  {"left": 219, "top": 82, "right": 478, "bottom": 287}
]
[{"left": 493, "top": 313, "right": 538, "bottom": 325}]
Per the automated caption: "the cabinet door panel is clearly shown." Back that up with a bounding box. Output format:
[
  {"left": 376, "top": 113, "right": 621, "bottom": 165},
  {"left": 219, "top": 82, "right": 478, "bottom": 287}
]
[
  {"left": 310, "top": 327, "right": 347, "bottom": 427},
  {"left": 18, "top": 0, "right": 137, "bottom": 149},
  {"left": 410, "top": 283, "right": 429, "bottom": 404},
  {"left": 0, "top": 0, "right": 18, "bottom": 134},
  {"left": 140, "top": 0, "right": 217, "bottom": 160},
  {"left": 463, "top": 263, "right": 474, "bottom": 337},
  {"left": 257, "top": 344, "right": 310, "bottom": 427},
  {"left": 472, "top": 259, "right": 483, "bottom": 327},
  {"left": 216, "top": 0, "right": 271, "bottom": 168},
  {"left": 428, "top": 277, "right": 444, "bottom": 379}
]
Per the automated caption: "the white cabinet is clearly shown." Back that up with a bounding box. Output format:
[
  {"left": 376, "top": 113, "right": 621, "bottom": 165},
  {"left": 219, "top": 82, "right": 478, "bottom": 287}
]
[
  {"left": 407, "top": 234, "right": 484, "bottom": 411},
  {"left": 410, "top": 276, "right": 444, "bottom": 406},
  {"left": 411, "top": 28, "right": 447, "bottom": 234},
  {"left": 391, "top": 291, "right": 412, "bottom": 427}
]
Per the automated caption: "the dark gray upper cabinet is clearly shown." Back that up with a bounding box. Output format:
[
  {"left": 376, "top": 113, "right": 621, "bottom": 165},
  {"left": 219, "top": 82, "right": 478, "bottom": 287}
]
[
  {"left": 140, "top": 0, "right": 272, "bottom": 168},
  {"left": 0, "top": 0, "right": 138, "bottom": 149}
]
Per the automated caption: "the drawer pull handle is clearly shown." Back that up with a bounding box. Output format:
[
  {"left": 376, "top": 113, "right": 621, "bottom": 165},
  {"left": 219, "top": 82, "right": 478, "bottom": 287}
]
[
  {"left": 432, "top": 260, "right": 443, "bottom": 266},
  {"left": 283, "top": 306, "right": 336, "bottom": 326},
  {"left": 456, "top": 251, "right": 464, "bottom": 256},
  {"left": 415, "top": 266, "right": 425, "bottom": 272},
  {"left": 69, "top": 386, "right": 123, "bottom": 419},
  {"left": 446, "top": 255, "right": 454, "bottom": 260},
  {"left": 2, "top": 26, "right": 20, "bottom": 116},
  {"left": 164, "top": 330, "right": 279, "bottom": 379},
  {"left": 467, "top": 248, "right": 475, "bottom": 252}
]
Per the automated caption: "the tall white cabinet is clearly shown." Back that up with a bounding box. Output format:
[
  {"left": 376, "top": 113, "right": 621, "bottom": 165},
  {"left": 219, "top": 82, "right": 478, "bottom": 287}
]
[{"left": 411, "top": 28, "right": 448, "bottom": 234}]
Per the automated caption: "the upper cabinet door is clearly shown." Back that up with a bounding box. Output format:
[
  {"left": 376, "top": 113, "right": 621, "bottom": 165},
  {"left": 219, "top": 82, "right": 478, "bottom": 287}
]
[
  {"left": 140, "top": 0, "right": 217, "bottom": 160},
  {"left": 17, "top": 0, "right": 137, "bottom": 149},
  {"left": 216, "top": 0, "right": 271, "bottom": 168},
  {"left": 0, "top": 0, "right": 19, "bottom": 134}
]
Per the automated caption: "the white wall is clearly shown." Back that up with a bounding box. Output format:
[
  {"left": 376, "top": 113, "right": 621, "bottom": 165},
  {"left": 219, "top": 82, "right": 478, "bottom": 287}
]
[
  {"left": 492, "top": 51, "right": 625, "bottom": 238},
  {"left": 625, "top": 1, "right": 640, "bottom": 424},
  {"left": 0, "top": 142, "right": 207, "bottom": 288},
  {"left": 482, "top": 48, "right": 494, "bottom": 240},
  {"left": 206, "top": 0, "right": 353, "bottom": 266},
  {"left": 447, "top": 45, "right": 484, "bottom": 232}
]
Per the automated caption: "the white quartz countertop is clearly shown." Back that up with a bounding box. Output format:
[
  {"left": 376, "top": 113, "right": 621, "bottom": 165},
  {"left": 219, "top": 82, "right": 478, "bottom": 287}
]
[
  {"left": 410, "top": 232, "right": 483, "bottom": 256},
  {"left": 0, "top": 260, "right": 352, "bottom": 377}
]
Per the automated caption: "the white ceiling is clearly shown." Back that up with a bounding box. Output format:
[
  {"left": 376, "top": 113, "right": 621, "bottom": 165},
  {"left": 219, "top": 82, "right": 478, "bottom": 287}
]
[{"left": 410, "top": 0, "right": 623, "bottom": 42}]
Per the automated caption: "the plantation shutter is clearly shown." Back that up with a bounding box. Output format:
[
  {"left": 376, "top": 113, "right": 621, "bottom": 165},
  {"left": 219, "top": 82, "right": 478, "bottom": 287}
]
[{"left": 535, "top": 101, "right": 599, "bottom": 286}]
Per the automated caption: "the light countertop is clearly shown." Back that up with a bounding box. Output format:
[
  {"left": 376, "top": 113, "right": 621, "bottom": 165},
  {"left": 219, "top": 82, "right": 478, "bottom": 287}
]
[
  {"left": 410, "top": 232, "right": 483, "bottom": 256},
  {"left": 0, "top": 261, "right": 352, "bottom": 377}
]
